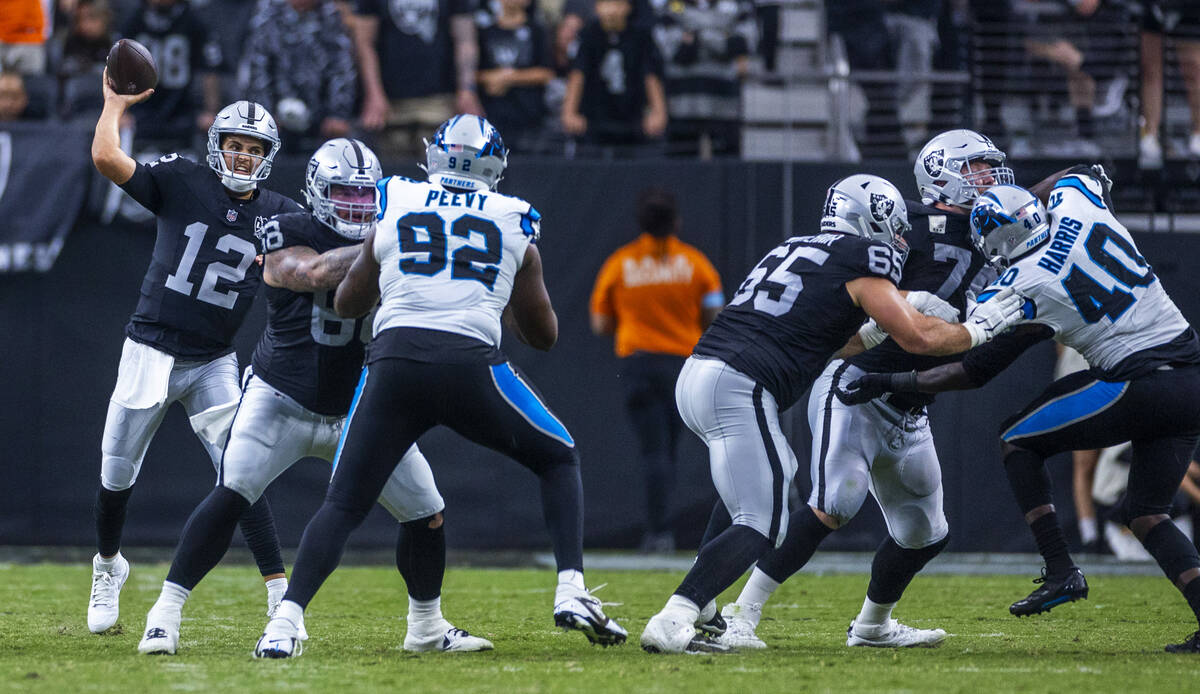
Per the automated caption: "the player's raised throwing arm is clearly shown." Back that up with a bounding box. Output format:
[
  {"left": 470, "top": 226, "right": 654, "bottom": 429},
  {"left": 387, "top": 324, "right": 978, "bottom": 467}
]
[
  {"left": 334, "top": 228, "right": 381, "bottom": 318},
  {"left": 505, "top": 244, "right": 558, "bottom": 351},
  {"left": 91, "top": 68, "right": 154, "bottom": 185},
  {"left": 847, "top": 276, "right": 1024, "bottom": 356}
]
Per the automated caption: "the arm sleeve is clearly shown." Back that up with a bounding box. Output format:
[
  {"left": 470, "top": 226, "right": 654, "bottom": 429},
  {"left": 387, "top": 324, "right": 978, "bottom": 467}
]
[
  {"left": 961, "top": 324, "right": 1055, "bottom": 386},
  {"left": 590, "top": 255, "right": 619, "bottom": 318}
]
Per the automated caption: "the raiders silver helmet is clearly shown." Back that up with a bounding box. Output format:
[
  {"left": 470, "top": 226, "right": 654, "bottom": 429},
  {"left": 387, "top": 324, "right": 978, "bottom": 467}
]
[
  {"left": 820, "top": 174, "right": 911, "bottom": 247},
  {"left": 914, "top": 129, "right": 1014, "bottom": 210},
  {"left": 422, "top": 114, "right": 508, "bottom": 191},
  {"left": 206, "top": 100, "right": 281, "bottom": 193},
  {"left": 305, "top": 138, "right": 382, "bottom": 240},
  {"left": 969, "top": 185, "right": 1050, "bottom": 266}
]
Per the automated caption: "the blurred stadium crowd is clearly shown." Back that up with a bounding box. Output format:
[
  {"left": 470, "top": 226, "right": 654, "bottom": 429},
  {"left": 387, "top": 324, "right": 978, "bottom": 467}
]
[{"left": 0, "top": 1, "right": 1198, "bottom": 163}]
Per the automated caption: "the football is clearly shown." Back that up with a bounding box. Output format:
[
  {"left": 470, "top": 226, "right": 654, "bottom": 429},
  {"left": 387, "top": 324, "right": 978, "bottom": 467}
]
[{"left": 105, "top": 38, "right": 158, "bottom": 95}]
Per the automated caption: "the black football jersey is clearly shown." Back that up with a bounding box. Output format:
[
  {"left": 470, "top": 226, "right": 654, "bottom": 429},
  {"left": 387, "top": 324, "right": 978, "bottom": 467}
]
[
  {"left": 251, "top": 213, "right": 372, "bottom": 416},
  {"left": 695, "top": 232, "right": 905, "bottom": 410},
  {"left": 119, "top": 154, "right": 304, "bottom": 360},
  {"left": 849, "top": 200, "right": 998, "bottom": 379}
]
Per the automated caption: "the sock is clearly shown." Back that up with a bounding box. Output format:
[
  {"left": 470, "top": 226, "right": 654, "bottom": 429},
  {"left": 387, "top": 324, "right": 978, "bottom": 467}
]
[
  {"left": 272, "top": 599, "right": 303, "bottom": 627},
  {"left": 239, "top": 495, "right": 285, "bottom": 578},
  {"left": 538, "top": 460, "right": 584, "bottom": 574},
  {"left": 408, "top": 596, "right": 443, "bottom": 628},
  {"left": 664, "top": 594, "right": 700, "bottom": 622},
  {"left": 94, "top": 552, "right": 122, "bottom": 572},
  {"left": 866, "top": 536, "right": 949, "bottom": 604},
  {"left": 1031, "top": 513, "right": 1075, "bottom": 576},
  {"left": 699, "top": 501, "right": 732, "bottom": 549},
  {"left": 675, "top": 525, "right": 770, "bottom": 608},
  {"left": 266, "top": 577, "right": 287, "bottom": 597},
  {"left": 756, "top": 506, "right": 834, "bottom": 584},
  {"left": 396, "top": 515, "right": 446, "bottom": 601},
  {"left": 165, "top": 486, "right": 249, "bottom": 590},
  {"left": 95, "top": 486, "right": 134, "bottom": 558},
  {"left": 1183, "top": 578, "right": 1200, "bottom": 627},
  {"left": 737, "top": 567, "right": 780, "bottom": 609},
  {"left": 1002, "top": 448, "right": 1054, "bottom": 513},
  {"left": 558, "top": 569, "right": 585, "bottom": 590},
  {"left": 1079, "top": 517, "right": 1098, "bottom": 546},
  {"left": 856, "top": 596, "right": 895, "bottom": 626},
  {"left": 152, "top": 581, "right": 190, "bottom": 614}
]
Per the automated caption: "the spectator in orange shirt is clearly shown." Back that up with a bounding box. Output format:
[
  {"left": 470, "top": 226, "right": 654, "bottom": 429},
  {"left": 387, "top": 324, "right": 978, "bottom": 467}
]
[{"left": 590, "top": 187, "right": 723, "bottom": 553}]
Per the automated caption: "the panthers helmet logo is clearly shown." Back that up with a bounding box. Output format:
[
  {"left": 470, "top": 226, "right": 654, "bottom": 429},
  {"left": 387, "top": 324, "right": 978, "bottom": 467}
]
[
  {"left": 869, "top": 193, "right": 894, "bottom": 222},
  {"left": 923, "top": 149, "right": 944, "bottom": 177}
]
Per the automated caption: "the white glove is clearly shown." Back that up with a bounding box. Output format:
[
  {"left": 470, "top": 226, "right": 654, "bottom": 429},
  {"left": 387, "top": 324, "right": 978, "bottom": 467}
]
[
  {"left": 905, "top": 290, "right": 960, "bottom": 323},
  {"left": 1090, "top": 164, "right": 1113, "bottom": 196},
  {"left": 858, "top": 291, "right": 960, "bottom": 349},
  {"left": 964, "top": 286, "right": 1025, "bottom": 348}
]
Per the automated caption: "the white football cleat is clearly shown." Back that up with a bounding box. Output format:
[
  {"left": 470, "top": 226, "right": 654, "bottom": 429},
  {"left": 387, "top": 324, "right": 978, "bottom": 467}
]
[
  {"left": 714, "top": 602, "right": 767, "bottom": 650},
  {"left": 846, "top": 618, "right": 946, "bottom": 648},
  {"left": 87, "top": 553, "right": 130, "bottom": 633},
  {"left": 404, "top": 619, "right": 494, "bottom": 653},
  {"left": 267, "top": 592, "right": 308, "bottom": 641},
  {"left": 137, "top": 609, "right": 181, "bottom": 655},
  {"left": 553, "top": 586, "right": 627, "bottom": 646},
  {"left": 254, "top": 617, "right": 304, "bottom": 659},
  {"left": 640, "top": 611, "right": 698, "bottom": 654}
]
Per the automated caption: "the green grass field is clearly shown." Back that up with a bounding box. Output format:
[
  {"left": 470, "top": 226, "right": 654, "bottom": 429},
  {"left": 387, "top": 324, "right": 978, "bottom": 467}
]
[{"left": 0, "top": 562, "right": 1196, "bottom": 693}]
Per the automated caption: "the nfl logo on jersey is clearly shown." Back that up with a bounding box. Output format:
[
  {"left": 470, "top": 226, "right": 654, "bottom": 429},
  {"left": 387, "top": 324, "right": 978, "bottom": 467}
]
[{"left": 226, "top": 209, "right": 238, "bottom": 223}]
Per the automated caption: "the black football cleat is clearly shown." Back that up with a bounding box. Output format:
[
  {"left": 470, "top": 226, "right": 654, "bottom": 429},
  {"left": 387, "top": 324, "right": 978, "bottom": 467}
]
[
  {"left": 1165, "top": 630, "right": 1200, "bottom": 654},
  {"left": 696, "top": 611, "right": 727, "bottom": 638},
  {"left": 1009, "top": 567, "right": 1089, "bottom": 617}
]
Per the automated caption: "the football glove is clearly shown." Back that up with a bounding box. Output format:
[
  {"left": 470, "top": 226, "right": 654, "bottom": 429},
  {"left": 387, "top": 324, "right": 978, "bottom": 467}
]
[
  {"left": 964, "top": 285, "right": 1024, "bottom": 348},
  {"left": 835, "top": 370, "right": 918, "bottom": 406}
]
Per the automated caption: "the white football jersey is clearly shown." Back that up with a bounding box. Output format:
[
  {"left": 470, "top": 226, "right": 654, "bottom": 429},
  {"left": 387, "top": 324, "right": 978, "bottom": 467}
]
[
  {"left": 994, "top": 173, "right": 1188, "bottom": 372},
  {"left": 373, "top": 176, "right": 541, "bottom": 346}
]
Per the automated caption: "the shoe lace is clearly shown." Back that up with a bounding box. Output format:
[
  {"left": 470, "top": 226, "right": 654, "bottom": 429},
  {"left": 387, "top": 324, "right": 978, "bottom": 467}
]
[
  {"left": 447, "top": 627, "right": 471, "bottom": 639},
  {"left": 1032, "top": 567, "right": 1049, "bottom": 585},
  {"left": 90, "top": 571, "right": 116, "bottom": 607}
]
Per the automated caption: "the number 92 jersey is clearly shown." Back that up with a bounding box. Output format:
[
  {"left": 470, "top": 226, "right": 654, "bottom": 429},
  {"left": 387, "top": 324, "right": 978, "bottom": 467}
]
[
  {"left": 694, "top": 232, "right": 904, "bottom": 410},
  {"left": 252, "top": 212, "right": 373, "bottom": 416},
  {"left": 372, "top": 176, "right": 542, "bottom": 347},
  {"left": 119, "top": 154, "right": 303, "bottom": 360},
  {"left": 989, "top": 171, "right": 1198, "bottom": 379}
]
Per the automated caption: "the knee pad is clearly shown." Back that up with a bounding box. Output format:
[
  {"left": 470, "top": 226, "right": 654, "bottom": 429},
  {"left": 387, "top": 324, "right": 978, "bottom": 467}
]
[
  {"left": 888, "top": 500, "right": 948, "bottom": 549},
  {"left": 897, "top": 457, "right": 941, "bottom": 498},
  {"left": 100, "top": 455, "right": 138, "bottom": 491}
]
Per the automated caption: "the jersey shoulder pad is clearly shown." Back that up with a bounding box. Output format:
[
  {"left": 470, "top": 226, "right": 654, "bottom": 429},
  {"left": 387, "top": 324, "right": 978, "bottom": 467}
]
[
  {"left": 145, "top": 152, "right": 199, "bottom": 177},
  {"left": 833, "top": 235, "right": 904, "bottom": 283},
  {"left": 1050, "top": 173, "right": 1107, "bottom": 210},
  {"left": 259, "top": 212, "right": 314, "bottom": 254}
]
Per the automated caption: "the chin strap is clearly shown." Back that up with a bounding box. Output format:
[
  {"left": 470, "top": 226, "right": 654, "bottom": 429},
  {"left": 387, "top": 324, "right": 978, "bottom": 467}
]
[{"left": 221, "top": 173, "right": 257, "bottom": 194}]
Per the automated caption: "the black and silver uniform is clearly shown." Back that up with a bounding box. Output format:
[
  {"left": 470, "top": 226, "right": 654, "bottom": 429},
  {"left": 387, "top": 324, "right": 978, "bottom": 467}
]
[
  {"left": 695, "top": 232, "right": 904, "bottom": 410},
  {"left": 251, "top": 212, "right": 370, "bottom": 416},
  {"left": 119, "top": 154, "right": 303, "bottom": 361},
  {"left": 849, "top": 201, "right": 997, "bottom": 404}
]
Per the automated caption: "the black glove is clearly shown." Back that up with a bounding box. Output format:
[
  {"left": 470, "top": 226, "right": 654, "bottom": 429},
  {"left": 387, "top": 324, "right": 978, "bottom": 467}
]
[{"left": 834, "top": 370, "right": 917, "bottom": 406}]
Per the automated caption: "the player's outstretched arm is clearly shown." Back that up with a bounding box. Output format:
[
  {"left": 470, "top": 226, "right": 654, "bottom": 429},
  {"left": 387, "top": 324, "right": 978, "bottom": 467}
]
[
  {"left": 264, "top": 244, "right": 362, "bottom": 292},
  {"left": 91, "top": 68, "right": 153, "bottom": 185},
  {"left": 507, "top": 245, "right": 557, "bottom": 351},
  {"left": 334, "top": 229, "right": 381, "bottom": 318}
]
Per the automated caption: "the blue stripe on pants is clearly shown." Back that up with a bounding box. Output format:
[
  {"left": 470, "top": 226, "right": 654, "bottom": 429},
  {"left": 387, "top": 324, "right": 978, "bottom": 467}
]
[
  {"left": 489, "top": 363, "right": 574, "bottom": 447},
  {"left": 332, "top": 366, "right": 369, "bottom": 472},
  {"left": 1002, "top": 379, "right": 1128, "bottom": 442}
]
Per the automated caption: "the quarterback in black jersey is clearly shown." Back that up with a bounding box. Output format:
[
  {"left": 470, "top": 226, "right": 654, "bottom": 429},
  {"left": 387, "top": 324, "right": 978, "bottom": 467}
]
[
  {"left": 87, "top": 71, "right": 300, "bottom": 636},
  {"left": 715, "top": 130, "right": 1014, "bottom": 651},
  {"left": 137, "top": 139, "right": 491, "bottom": 656},
  {"left": 640, "top": 172, "right": 1027, "bottom": 654}
]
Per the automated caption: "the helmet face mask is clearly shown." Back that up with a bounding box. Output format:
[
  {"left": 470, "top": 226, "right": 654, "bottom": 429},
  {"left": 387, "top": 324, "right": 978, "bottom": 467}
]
[
  {"left": 304, "top": 138, "right": 382, "bottom": 240},
  {"left": 969, "top": 185, "right": 1051, "bottom": 268},
  {"left": 422, "top": 114, "right": 508, "bottom": 191},
  {"left": 207, "top": 101, "right": 281, "bottom": 193},
  {"left": 820, "top": 174, "right": 912, "bottom": 249},
  {"left": 915, "top": 129, "right": 1015, "bottom": 210}
]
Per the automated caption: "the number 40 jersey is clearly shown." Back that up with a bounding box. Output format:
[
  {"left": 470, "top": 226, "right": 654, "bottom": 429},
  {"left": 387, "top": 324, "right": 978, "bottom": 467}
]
[
  {"left": 253, "top": 212, "right": 372, "bottom": 417},
  {"left": 989, "top": 171, "right": 1200, "bottom": 379},
  {"left": 372, "top": 176, "right": 542, "bottom": 347}
]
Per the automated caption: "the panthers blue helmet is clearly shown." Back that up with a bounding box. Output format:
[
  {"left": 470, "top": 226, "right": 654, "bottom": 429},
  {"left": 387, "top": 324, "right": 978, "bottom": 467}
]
[
  {"left": 969, "top": 185, "right": 1050, "bottom": 266},
  {"left": 423, "top": 114, "right": 508, "bottom": 191}
]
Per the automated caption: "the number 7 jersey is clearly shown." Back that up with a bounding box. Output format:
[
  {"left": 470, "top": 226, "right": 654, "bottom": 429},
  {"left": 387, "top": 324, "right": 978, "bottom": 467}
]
[
  {"left": 992, "top": 171, "right": 1197, "bottom": 378},
  {"left": 372, "top": 176, "right": 542, "bottom": 347}
]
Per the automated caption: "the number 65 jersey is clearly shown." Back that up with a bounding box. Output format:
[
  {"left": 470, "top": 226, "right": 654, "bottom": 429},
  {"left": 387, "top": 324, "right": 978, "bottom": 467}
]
[
  {"left": 119, "top": 154, "right": 303, "bottom": 361},
  {"left": 987, "top": 171, "right": 1200, "bottom": 380},
  {"left": 372, "top": 176, "right": 542, "bottom": 347},
  {"left": 694, "top": 232, "right": 905, "bottom": 410}
]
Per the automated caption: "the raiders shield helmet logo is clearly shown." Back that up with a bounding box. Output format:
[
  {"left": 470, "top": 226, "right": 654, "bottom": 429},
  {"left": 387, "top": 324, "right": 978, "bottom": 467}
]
[
  {"left": 869, "top": 193, "right": 894, "bottom": 222},
  {"left": 923, "top": 149, "right": 944, "bottom": 177}
]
